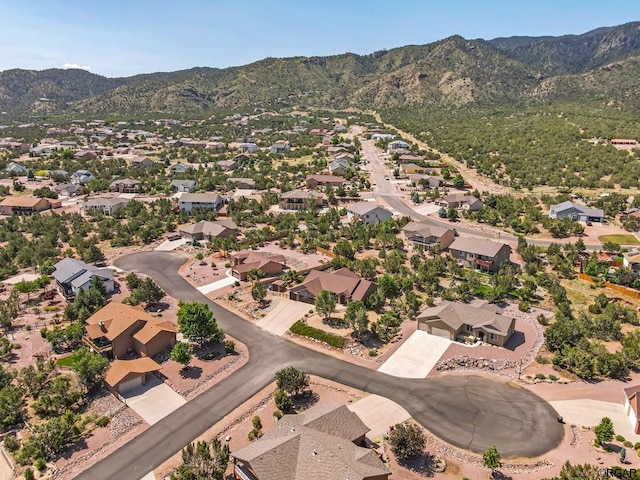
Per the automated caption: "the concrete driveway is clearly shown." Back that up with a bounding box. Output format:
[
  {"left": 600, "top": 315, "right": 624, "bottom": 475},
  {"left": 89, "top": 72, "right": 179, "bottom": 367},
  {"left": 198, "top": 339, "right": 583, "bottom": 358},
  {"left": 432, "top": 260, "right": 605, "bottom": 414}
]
[
  {"left": 551, "top": 399, "right": 640, "bottom": 442},
  {"left": 256, "top": 298, "right": 310, "bottom": 336},
  {"left": 196, "top": 269, "right": 237, "bottom": 294},
  {"left": 122, "top": 375, "right": 186, "bottom": 425},
  {"left": 154, "top": 238, "right": 188, "bottom": 252},
  {"left": 378, "top": 330, "right": 450, "bottom": 378},
  {"left": 348, "top": 394, "right": 410, "bottom": 441}
]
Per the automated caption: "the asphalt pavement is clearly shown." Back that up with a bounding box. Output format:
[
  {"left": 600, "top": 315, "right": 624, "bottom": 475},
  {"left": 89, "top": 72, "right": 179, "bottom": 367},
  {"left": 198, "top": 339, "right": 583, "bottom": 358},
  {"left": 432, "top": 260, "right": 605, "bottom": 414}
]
[{"left": 74, "top": 252, "right": 564, "bottom": 480}]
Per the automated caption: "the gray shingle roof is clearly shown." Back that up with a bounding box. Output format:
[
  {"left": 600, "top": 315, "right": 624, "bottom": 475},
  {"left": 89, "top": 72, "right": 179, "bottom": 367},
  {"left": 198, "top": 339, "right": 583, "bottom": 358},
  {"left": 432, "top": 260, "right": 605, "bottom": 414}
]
[
  {"left": 418, "top": 301, "right": 514, "bottom": 336},
  {"left": 449, "top": 237, "right": 509, "bottom": 258}
]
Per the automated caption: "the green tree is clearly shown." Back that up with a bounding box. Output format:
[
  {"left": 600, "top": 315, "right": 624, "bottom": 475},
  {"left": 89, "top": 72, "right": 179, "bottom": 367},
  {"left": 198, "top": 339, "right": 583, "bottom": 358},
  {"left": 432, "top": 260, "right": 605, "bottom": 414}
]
[
  {"left": 275, "top": 366, "right": 309, "bottom": 396},
  {"left": 251, "top": 281, "right": 267, "bottom": 304},
  {"left": 482, "top": 445, "right": 501, "bottom": 471},
  {"left": 333, "top": 240, "right": 355, "bottom": 260},
  {"left": 274, "top": 388, "right": 293, "bottom": 412},
  {"left": 171, "top": 342, "right": 193, "bottom": 369},
  {"left": 452, "top": 173, "right": 465, "bottom": 189},
  {"left": 171, "top": 437, "right": 229, "bottom": 480},
  {"left": 344, "top": 300, "right": 369, "bottom": 337},
  {"left": 0, "top": 385, "right": 24, "bottom": 429},
  {"left": 130, "top": 277, "right": 165, "bottom": 307},
  {"left": 177, "top": 302, "right": 224, "bottom": 346},
  {"left": 446, "top": 207, "right": 459, "bottom": 221},
  {"left": 315, "top": 290, "right": 336, "bottom": 321},
  {"left": 69, "top": 347, "right": 108, "bottom": 391},
  {"left": 594, "top": 417, "right": 614, "bottom": 446},
  {"left": 388, "top": 422, "right": 426, "bottom": 460},
  {"left": 378, "top": 274, "right": 401, "bottom": 298}
]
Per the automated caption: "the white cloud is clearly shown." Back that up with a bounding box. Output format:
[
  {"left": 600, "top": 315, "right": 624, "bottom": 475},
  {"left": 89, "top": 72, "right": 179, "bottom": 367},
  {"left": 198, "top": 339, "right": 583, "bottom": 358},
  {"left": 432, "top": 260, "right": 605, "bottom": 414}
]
[{"left": 62, "top": 63, "right": 91, "bottom": 70}]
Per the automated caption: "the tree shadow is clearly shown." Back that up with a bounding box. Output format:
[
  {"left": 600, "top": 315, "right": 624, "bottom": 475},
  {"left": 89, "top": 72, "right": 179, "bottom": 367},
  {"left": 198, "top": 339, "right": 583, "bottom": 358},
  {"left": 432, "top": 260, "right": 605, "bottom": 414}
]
[
  {"left": 148, "top": 301, "right": 170, "bottom": 313},
  {"left": 397, "top": 452, "right": 446, "bottom": 477},
  {"left": 491, "top": 471, "right": 513, "bottom": 480},
  {"left": 292, "top": 390, "right": 320, "bottom": 411},
  {"left": 322, "top": 317, "right": 349, "bottom": 329},
  {"left": 193, "top": 342, "right": 224, "bottom": 361},
  {"left": 180, "top": 366, "right": 203, "bottom": 379}
]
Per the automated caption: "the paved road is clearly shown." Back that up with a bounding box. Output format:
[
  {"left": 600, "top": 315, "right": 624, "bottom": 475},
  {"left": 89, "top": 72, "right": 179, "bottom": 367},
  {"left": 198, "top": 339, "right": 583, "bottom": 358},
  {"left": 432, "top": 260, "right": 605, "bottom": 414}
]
[
  {"left": 360, "top": 139, "right": 603, "bottom": 249},
  {"left": 75, "top": 252, "right": 563, "bottom": 480}
]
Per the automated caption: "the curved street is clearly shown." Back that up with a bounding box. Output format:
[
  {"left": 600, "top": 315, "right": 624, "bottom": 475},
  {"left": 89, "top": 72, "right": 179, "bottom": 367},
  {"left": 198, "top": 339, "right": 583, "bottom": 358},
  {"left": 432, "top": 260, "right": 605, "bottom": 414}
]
[{"left": 75, "top": 251, "right": 563, "bottom": 480}]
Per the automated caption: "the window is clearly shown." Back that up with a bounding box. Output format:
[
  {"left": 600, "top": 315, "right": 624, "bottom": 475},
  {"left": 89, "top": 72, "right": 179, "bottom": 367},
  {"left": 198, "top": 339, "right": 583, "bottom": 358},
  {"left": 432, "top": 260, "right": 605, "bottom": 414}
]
[
  {"left": 465, "top": 324, "right": 472, "bottom": 332},
  {"left": 490, "top": 333, "right": 497, "bottom": 341}
]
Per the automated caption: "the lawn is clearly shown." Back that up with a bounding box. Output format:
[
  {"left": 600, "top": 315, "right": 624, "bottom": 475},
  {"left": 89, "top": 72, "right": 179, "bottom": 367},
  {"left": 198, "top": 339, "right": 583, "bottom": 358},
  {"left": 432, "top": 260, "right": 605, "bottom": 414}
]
[
  {"left": 56, "top": 355, "right": 76, "bottom": 367},
  {"left": 598, "top": 234, "right": 640, "bottom": 245}
]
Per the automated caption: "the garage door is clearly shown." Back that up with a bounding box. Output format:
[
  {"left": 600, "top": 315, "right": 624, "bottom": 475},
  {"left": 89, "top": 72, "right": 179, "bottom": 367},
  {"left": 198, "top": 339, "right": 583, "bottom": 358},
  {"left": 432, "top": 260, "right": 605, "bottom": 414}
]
[
  {"left": 118, "top": 375, "right": 143, "bottom": 394},
  {"left": 429, "top": 327, "right": 452, "bottom": 340}
]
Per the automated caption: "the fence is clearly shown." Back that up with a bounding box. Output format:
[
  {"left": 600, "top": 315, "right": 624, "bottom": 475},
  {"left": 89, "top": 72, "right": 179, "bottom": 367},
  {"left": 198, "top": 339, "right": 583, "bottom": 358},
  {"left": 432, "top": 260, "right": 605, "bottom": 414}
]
[{"left": 578, "top": 273, "right": 640, "bottom": 300}]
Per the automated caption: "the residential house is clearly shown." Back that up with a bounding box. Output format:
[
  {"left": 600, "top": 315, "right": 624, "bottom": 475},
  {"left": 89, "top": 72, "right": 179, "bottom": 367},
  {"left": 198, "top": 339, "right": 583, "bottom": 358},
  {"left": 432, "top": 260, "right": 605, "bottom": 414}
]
[
  {"left": 228, "top": 178, "right": 256, "bottom": 190},
  {"left": 305, "top": 174, "right": 345, "bottom": 189},
  {"left": 371, "top": 133, "right": 395, "bottom": 140},
  {"left": 448, "top": 237, "right": 511, "bottom": 273},
  {"left": 289, "top": 268, "right": 376, "bottom": 305},
  {"left": 548, "top": 201, "right": 605, "bottom": 223},
  {"left": 399, "top": 163, "right": 425, "bottom": 176},
  {"left": 327, "top": 146, "right": 348, "bottom": 155},
  {"left": 170, "top": 179, "right": 197, "bottom": 193},
  {"left": 54, "top": 184, "right": 83, "bottom": 197},
  {"left": 232, "top": 403, "right": 389, "bottom": 480},
  {"left": 270, "top": 141, "right": 291, "bottom": 154},
  {"left": 206, "top": 141, "right": 226, "bottom": 150},
  {"left": 130, "top": 156, "right": 155, "bottom": 168},
  {"left": 408, "top": 174, "right": 443, "bottom": 189},
  {"left": 82, "top": 197, "right": 130, "bottom": 216},
  {"left": 217, "top": 159, "right": 238, "bottom": 172},
  {"left": 71, "top": 170, "right": 94, "bottom": 185},
  {"left": 179, "top": 220, "right": 238, "bottom": 242},
  {"left": 346, "top": 202, "right": 393, "bottom": 224},
  {"left": 230, "top": 251, "right": 286, "bottom": 281},
  {"left": 624, "top": 385, "right": 640, "bottom": 434},
  {"left": 328, "top": 157, "right": 352, "bottom": 176},
  {"left": 74, "top": 150, "right": 98, "bottom": 161},
  {"left": 109, "top": 178, "right": 143, "bottom": 194},
  {"left": 170, "top": 162, "right": 194, "bottom": 174},
  {"left": 167, "top": 139, "right": 183, "bottom": 148},
  {"left": 52, "top": 257, "right": 115, "bottom": 298},
  {"left": 279, "top": 190, "right": 326, "bottom": 211},
  {"left": 0, "top": 197, "right": 56, "bottom": 215},
  {"left": 387, "top": 140, "right": 409, "bottom": 153},
  {"left": 417, "top": 301, "right": 516, "bottom": 347},
  {"left": 83, "top": 302, "right": 176, "bottom": 360},
  {"left": 104, "top": 357, "right": 162, "bottom": 394},
  {"left": 178, "top": 193, "right": 224, "bottom": 212},
  {"left": 237, "top": 143, "right": 259, "bottom": 154},
  {"left": 5, "top": 162, "right": 27, "bottom": 175},
  {"left": 623, "top": 251, "right": 640, "bottom": 276},
  {"left": 231, "top": 154, "right": 251, "bottom": 165},
  {"left": 402, "top": 222, "right": 456, "bottom": 250},
  {"left": 436, "top": 195, "right": 483, "bottom": 211},
  {"left": 398, "top": 153, "right": 424, "bottom": 163}
]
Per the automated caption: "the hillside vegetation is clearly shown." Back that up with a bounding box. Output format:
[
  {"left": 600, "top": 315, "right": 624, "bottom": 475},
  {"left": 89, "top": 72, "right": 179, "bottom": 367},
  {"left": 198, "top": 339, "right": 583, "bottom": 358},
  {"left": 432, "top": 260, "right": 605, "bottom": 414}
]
[{"left": 1, "top": 22, "right": 640, "bottom": 117}]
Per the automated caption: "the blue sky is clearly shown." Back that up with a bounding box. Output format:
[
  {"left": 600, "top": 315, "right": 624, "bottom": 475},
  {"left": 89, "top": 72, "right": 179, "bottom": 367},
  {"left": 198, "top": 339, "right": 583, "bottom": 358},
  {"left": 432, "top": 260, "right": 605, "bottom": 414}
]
[{"left": 1, "top": 0, "right": 639, "bottom": 77}]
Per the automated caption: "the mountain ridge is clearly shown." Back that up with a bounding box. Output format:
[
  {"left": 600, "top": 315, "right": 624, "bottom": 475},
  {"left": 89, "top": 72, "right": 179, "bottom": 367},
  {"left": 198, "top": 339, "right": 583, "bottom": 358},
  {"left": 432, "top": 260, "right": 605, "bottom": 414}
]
[{"left": 1, "top": 22, "right": 640, "bottom": 117}]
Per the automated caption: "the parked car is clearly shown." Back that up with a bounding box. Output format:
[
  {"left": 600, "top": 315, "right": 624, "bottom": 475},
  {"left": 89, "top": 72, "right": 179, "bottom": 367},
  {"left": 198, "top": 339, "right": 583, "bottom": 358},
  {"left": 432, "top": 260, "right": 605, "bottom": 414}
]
[
  {"left": 586, "top": 221, "right": 593, "bottom": 226},
  {"left": 167, "top": 233, "right": 181, "bottom": 241}
]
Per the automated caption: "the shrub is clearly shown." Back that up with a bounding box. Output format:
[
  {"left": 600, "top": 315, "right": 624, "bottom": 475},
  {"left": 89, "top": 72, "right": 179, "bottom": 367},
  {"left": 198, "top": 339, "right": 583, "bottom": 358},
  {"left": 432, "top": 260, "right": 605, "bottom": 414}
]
[
  {"left": 548, "top": 374, "right": 559, "bottom": 381},
  {"left": 43, "top": 306, "right": 59, "bottom": 312},
  {"left": 634, "top": 442, "right": 640, "bottom": 450},
  {"left": 368, "top": 348, "right": 378, "bottom": 357},
  {"left": 537, "top": 314, "right": 549, "bottom": 326},
  {"left": 535, "top": 373, "right": 546, "bottom": 380},
  {"left": 616, "top": 434, "right": 626, "bottom": 442},
  {"left": 624, "top": 440, "right": 633, "bottom": 448},
  {"left": 274, "top": 389, "right": 293, "bottom": 412},
  {"left": 289, "top": 321, "right": 346, "bottom": 349},
  {"left": 536, "top": 355, "right": 550, "bottom": 364},
  {"left": 224, "top": 340, "right": 236, "bottom": 354},
  {"left": 273, "top": 410, "right": 283, "bottom": 420},
  {"left": 24, "top": 468, "right": 34, "bottom": 480},
  {"left": 96, "top": 416, "right": 110, "bottom": 428},
  {"left": 3, "top": 434, "right": 19, "bottom": 452},
  {"left": 389, "top": 422, "right": 426, "bottom": 460},
  {"left": 34, "top": 458, "right": 46, "bottom": 471},
  {"left": 519, "top": 301, "right": 530, "bottom": 312}
]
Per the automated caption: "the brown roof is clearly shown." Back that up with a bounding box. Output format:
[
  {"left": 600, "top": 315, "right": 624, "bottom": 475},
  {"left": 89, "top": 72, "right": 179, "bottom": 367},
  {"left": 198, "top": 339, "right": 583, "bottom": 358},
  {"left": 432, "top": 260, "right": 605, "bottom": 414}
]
[
  {"left": 85, "top": 302, "right": 174, "bottom": 345},
  {"left": 449, "top": 237, "right": 510, "bottom": 258},
  {"left": 104, "top": 357, "right": 161, "bottom": 387},
  {"left": 232, "top": 404, "right": 388, "bottom": 480},
  {"left": 233, "top": 252, "right": 286, "bottom": 274},
  {"left": 133, "top": 321, "right": 176, "bottom": 344},
  {"left": 293, "top": 268, "right": 373, "bottom": 301},
  {"left": 0, "top": 196, "right": 48, "bottom": 208},
  {"left": 417, "top": 301, "right": 515, "bottom": 336},
  {"left": 306, "top": 174, "right": 345, "bottom": 184}
]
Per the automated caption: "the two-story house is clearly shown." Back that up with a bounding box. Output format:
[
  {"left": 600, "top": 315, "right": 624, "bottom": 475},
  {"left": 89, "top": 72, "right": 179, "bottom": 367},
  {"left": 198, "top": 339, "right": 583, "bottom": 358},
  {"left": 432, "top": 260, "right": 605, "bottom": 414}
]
[{"left": 448, "top": 237, "right": 511, "bottom": 273}]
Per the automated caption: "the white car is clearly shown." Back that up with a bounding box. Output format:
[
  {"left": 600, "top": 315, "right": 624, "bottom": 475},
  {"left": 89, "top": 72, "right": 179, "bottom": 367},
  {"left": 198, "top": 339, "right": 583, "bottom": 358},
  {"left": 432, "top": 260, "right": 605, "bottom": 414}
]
[{"left": 384, "top": 175, "right": 389, "bottom": 180}]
